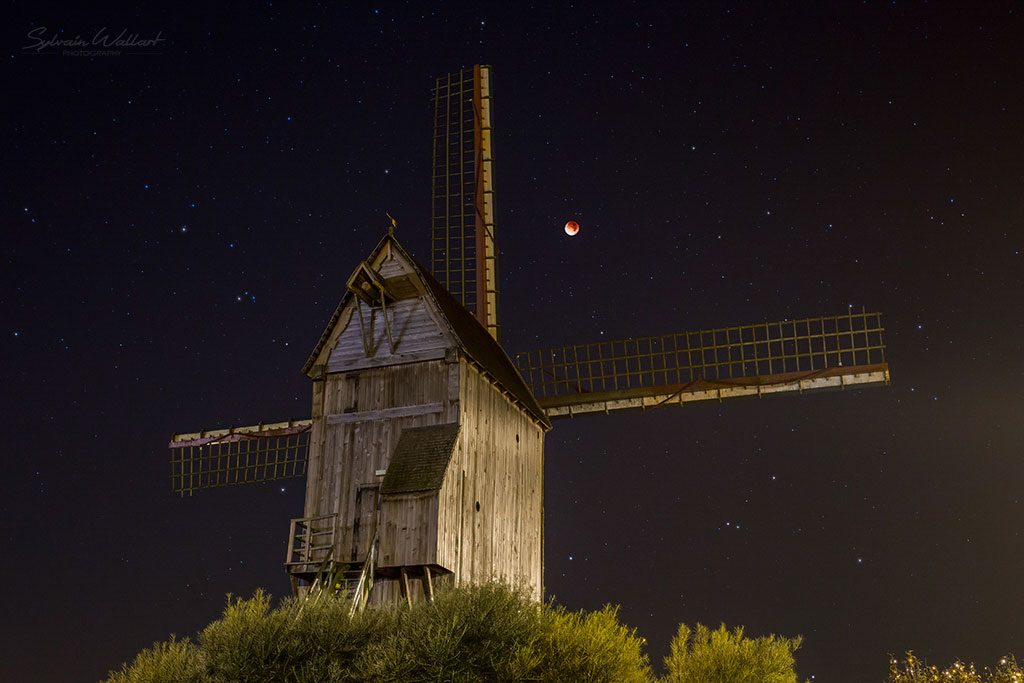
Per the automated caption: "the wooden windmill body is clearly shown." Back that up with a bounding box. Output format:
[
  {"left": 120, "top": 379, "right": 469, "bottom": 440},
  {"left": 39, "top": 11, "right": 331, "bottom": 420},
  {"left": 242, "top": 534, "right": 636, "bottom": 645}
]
[
  {"left": 169, "top": 65, "right": 890, "bottom": 609},
  {"left": 292, "top": 234, "right": 547, "bottom": 603}
]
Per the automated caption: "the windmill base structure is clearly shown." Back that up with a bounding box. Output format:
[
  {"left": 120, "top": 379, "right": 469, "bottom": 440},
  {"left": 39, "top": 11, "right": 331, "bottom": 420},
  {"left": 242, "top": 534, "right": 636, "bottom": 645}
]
[
  {"left": 167, "top": 65, "right": 890, "bottom": 612},
  {"left": 295, "top": 235, "right": 547, "bottom": 604}
]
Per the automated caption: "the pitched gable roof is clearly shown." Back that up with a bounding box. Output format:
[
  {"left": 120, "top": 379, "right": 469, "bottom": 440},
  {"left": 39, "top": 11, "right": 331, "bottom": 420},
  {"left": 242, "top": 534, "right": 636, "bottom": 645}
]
[
  {"left": 380, "top": 423, "right": 460, "bottom": 495},
  {"left": 303, "top": 234, "right": 550, "bottom": 428}
]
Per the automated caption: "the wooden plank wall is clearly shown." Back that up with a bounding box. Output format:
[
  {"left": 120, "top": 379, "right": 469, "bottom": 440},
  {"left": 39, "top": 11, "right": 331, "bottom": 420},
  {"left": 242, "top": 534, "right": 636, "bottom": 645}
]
[
  {"left": 436, "top": 358, "right": 545, "bottom": 600},
  {"left": 377, "top": 249, "right": 405, "bottom": 278},
  {"left": 326, "top": 297, "right": 449, "bottom": 373},
  {"left": 302, "top": 360, "right": 460, "bottom": 563},
  {"left": 323, "top": 245, "right": 453, "bottom": 375},
  {"left": 378, "top": 492, "right": 439, "bottom": 568}
]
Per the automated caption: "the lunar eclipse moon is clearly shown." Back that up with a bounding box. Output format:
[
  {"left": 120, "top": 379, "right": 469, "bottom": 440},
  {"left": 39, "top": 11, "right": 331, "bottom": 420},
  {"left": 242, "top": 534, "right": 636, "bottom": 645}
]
[{"left": 564, "top": 220, "right": 579, "bottom": 236}]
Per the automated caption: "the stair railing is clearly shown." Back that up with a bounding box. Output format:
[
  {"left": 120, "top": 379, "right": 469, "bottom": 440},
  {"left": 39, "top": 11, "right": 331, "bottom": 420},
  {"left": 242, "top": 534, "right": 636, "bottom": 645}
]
[{"left": 348, "top": 531, "right": 378, "bottom": 617}]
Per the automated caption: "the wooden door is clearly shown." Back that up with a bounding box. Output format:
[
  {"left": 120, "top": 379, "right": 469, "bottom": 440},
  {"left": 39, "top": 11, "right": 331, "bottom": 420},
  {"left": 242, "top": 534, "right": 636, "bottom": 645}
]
[{"left": 351, "top": 484, "right": 379, "bottom": 562}]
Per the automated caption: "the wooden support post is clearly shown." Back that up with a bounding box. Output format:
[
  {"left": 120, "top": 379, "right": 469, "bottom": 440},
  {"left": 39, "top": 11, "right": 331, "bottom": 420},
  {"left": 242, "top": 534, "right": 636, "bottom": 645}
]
[
  {"left": 400, "top": 567, "right": 412, "bottom": 607},
  {"left": 355, "top": 301, "right": 374, "bottom": 357},
  {"left": 380, "top": 284, "right": 395, "bottom": 354},
  {"left": 423, "top": 566, "right": 434, "bottom": 602},
  {"left": 285, "top": 518, "right": 297, "bottom": 564}
]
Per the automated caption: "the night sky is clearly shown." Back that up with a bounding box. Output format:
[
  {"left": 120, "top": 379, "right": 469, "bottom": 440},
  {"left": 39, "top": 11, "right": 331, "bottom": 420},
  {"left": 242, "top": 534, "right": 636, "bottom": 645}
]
[{"left": 4, "top": 3, "right": 1023, "bottom": 682}]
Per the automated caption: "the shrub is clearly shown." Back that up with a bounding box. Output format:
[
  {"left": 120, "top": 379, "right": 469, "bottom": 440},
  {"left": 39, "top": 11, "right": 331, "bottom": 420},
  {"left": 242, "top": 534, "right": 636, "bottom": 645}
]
[
  {"left": 538, "top": 604, "right": 653, "bottom": 682},
  {"left": 105, "top": 636, "right": 204, "bottom": 683},
  {"left": 199, "top": 589, "right": 398, "bottom": 683},
  {"left": 110, "top": 584, "right": 816, "bottom": 683},
  {"left": 355, "top": 582, "right": 653, "bottom": 682},
  {"left": 199, "top": 590, "right": 296, "bottom": 683},
  {"left": 662, "top": 623, "right": 802, "bottom": 683},
  {"left": 284, "top": 592, "right": 396, "bottom": 682},
  {"left": 355, "top": 582, "right": 544, "bottom": 682}
]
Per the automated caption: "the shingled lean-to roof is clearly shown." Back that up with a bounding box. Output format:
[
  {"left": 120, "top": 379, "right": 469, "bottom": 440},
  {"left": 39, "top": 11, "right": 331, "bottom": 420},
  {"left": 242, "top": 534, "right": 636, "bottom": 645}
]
[
  {"left": 380, "top": 423, "right": 461, "bottom": 495},
  {"left": 303, "top": 233, "right": 551, "bottom": 428}
]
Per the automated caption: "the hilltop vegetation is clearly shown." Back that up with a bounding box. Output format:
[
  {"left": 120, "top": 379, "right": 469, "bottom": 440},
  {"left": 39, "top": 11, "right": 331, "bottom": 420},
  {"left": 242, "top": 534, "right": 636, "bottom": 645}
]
[{"left": 105, "top": 582, "right": 803, "bottom": 683}]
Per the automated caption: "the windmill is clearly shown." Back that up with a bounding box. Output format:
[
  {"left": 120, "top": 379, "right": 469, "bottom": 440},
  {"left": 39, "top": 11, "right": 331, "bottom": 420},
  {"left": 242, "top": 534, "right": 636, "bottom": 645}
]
[{"left": 168, "top": 65, "right": 890, "bottom": 610}]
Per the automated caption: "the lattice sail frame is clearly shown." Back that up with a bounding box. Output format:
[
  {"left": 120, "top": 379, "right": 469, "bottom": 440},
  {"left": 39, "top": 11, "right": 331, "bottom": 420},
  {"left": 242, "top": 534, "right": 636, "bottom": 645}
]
[
  {"left": 169, "top": 420, "right": 312, "bottom": 496},
  {"left": 431, "top": 65, "right": 498, "bottom": 340},
  {"left": 515, "top": 309, "right": 888, "bottom": 417}
]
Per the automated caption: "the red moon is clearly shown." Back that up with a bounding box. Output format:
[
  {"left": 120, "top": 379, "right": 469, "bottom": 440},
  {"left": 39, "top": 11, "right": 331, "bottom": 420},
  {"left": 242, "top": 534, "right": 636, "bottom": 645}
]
[{"left": 564, "top": 220, "right": 580, "bottom": 236}]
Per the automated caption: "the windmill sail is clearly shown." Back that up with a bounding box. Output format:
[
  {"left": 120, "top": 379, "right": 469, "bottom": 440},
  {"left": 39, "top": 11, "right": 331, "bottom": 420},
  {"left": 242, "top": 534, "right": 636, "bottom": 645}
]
[
  {"left": 515, "top": 309, "right": 889, "bottom": 417},
  {"left": 431, "top": 65, "right": 498, "bottom": 341},
  {"left": 169, "top": 420, "right": 312, "bottom": 496}
]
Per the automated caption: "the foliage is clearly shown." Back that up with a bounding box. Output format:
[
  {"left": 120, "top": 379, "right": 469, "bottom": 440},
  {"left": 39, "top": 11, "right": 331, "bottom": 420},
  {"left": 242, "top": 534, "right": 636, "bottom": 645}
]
[
  {"left": 104, "top": 582, "right": 656, "bottom": 682},
  {"left": 888, "top": 652, "right": 1024, "bottom": 683},
  {"left": 198, "top": 589, "right": 396, "bottom": 683},
  {"left": 355, "top": 582, "right": 546, "bottom": 682},
  {"left": 538, "top": 604, "right": 653, "bottom": 682},
  {"left": 662, "top": 623, "right": 802, "bottom": 683},
  {"left": 108, "top": 593, "right": 1024, "bottom": 683},
  {"left": 105, "top": 636, "right": 205, "bottom": 683}
]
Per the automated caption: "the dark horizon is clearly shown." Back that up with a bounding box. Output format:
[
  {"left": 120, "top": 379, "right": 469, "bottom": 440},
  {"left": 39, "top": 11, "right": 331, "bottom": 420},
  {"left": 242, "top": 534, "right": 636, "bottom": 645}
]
[{"left": 4, "top": 3, "right": 1023, "bottom": 681}]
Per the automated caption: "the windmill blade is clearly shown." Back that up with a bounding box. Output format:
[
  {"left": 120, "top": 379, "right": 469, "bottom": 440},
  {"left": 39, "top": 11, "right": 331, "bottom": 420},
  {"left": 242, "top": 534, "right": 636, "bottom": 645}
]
[
  {"left": 168, "top": 419, "right": 312, "bottom": 496},
  {"left": 515, "top": 310, "right": 890, "bottom": 418},
  {"left": 431, "top": 64, "right": 499, "bottom": 341}
]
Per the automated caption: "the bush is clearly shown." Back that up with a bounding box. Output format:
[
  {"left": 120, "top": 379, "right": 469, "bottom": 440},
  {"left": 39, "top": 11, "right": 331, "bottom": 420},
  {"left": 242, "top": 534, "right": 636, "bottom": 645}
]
[
  {"left": 355, "top": 583, "right": 653, "bottom": 682},
  {"left": 355, "top": 582, "right": 545, "bottom": 681},
  {"left": 538, "top": 604, "right": 652, "bottom": 682},
  {"left": 662, "top": 623, "right": 802, "bottom": 683},
  {"left": 104, "top": 582, "right": 654, "bottom": 683},
  {"left": 888, "top": 652, "right": 1024, "bottom": 683},
  {"left": 105, "top": 636, "right": 204, "bottom": 683},
  {"left": 199, "top": 589, "right": 396, "bottom": 683},
  {"left": 284, "top": 591, "right": 395, "bottom": 682}
]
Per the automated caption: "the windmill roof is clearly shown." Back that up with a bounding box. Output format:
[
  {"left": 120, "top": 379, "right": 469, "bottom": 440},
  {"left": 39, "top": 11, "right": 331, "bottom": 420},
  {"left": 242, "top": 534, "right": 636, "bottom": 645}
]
[
  {"left": 302, "top": 233, "right": 550, "bottom": 428},
  {"left": 380, "top": 423, "right": 460, "bottom": 495}
]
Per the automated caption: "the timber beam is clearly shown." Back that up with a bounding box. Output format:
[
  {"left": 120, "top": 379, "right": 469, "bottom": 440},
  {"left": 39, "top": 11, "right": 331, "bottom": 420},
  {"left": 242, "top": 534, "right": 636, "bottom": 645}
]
[
  {"left": 541, "top": 364, "right": 890, "bottom": 418},
  {"left": 169, "top": 419, "right": 313, "bottom": 448}
]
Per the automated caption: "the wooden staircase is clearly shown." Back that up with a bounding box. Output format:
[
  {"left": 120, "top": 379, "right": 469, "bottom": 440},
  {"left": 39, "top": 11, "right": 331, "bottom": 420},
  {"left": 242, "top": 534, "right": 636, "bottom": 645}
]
[
  {"left": 304, "top": 538, "right": 376, "bottom": 616},
  {"left": 286, "top": 513, "right": 376, "bottom": 616}
]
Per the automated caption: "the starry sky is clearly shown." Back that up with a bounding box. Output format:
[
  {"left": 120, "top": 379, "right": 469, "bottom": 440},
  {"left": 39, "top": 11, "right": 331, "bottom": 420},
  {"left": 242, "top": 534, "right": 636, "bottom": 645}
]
[{"left": 4, "top": 3, "right": 1023, "bottom": 682}]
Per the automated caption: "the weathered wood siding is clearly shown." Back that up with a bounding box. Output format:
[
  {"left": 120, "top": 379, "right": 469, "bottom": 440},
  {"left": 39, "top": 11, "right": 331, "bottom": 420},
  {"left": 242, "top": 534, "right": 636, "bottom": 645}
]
[
  {"left": 326, "top": 297, "right": 450, "bottom": 373},
  {"left": 377, "top": 250, "right": 408, "bottom": 279},
  {"left": 435, "top": 358, "right": 545, "bottom": 600},
  {"left": 303, "top": 359, "right": 460, "bottom": 562},
  {"left": 378, "top": 492, "right": 439, "bottom": 568},
  {"left": 319, "top": 247, "right": 452, "bottom": 374}
]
